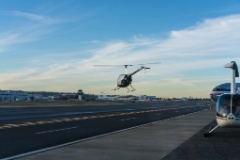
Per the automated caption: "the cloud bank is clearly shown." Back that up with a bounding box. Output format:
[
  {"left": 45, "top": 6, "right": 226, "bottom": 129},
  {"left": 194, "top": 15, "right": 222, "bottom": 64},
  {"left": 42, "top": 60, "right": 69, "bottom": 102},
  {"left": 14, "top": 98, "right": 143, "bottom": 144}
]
[{"left": 1, "top": 14, "right": 240, "bottom": 97}]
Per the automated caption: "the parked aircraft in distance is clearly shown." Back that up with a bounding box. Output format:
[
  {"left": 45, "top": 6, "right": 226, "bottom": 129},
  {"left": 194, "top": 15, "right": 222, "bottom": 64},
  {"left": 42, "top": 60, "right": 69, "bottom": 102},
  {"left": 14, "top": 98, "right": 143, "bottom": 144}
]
[{"left": 210, "top": 83, "right": 240, "bottom": 101}]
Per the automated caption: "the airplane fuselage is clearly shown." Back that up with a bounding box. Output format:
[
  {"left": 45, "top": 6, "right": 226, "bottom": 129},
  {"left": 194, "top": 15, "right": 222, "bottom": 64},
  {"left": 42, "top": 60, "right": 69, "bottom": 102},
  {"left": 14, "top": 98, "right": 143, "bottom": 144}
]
[{"left": 210, "top": 83, "right": 240, "bottom": 101}]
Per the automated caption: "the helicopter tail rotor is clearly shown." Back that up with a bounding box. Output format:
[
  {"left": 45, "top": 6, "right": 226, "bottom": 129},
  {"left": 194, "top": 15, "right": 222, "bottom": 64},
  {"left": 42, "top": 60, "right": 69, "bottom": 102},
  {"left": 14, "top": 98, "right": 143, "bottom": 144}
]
[
  {"left": 137, "top": 62, "right": 159, "bottom": 74},
  {"left": 143, "top": 66, "right": 150, "bottom": 74}
]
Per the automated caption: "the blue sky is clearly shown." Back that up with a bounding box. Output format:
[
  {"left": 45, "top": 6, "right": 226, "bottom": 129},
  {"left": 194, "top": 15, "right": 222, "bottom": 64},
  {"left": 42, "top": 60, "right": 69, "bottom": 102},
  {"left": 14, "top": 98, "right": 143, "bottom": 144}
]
[{"left": 1, "top": 0, "right": 240, "bottom": 98}]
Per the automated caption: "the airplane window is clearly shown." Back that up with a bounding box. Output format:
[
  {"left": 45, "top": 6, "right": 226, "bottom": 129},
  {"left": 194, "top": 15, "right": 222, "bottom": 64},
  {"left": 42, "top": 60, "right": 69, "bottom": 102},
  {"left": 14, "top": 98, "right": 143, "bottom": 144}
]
[{"left": 212, "top": 83, "right": 231, "bottom": 91}]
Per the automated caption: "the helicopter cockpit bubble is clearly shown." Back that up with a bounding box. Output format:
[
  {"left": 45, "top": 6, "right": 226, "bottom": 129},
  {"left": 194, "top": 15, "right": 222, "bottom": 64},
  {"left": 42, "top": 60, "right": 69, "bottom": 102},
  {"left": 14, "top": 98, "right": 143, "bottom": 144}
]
[
  {"left": 117, "top": 74, "right": 126, "bottom": 82},
  {"left": 216, "top": 94, "right": 240, "bottom": 118},
  {"left": 216, "top": 94, "right": 231, "bottom": 118},
  {"left": 117, "top": 74, "right": 128, "bottom": 87},
  {"left": 232, "top": 94, "right": 240, "bottom": 117}
]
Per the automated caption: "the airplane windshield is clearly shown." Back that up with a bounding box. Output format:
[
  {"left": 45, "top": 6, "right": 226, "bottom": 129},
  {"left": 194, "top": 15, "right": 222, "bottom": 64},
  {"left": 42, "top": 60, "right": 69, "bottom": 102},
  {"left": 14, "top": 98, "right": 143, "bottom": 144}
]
[{"left": 216, "top": 94, "right": 240, "bottom": 118}]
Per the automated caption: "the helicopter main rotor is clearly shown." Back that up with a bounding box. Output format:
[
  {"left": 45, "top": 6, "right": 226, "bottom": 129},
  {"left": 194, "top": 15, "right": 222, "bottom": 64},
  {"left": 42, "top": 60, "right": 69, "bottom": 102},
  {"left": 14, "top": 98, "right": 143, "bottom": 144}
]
[{"left": 93, "top": 62, "right": 160, "bottom": 74}]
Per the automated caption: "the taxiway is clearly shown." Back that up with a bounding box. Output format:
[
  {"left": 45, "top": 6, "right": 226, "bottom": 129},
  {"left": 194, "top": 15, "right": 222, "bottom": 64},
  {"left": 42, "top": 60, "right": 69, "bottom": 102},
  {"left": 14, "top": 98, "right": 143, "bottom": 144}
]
[{"left": 0, "top": 101, "right": 210, "bottom": 159}]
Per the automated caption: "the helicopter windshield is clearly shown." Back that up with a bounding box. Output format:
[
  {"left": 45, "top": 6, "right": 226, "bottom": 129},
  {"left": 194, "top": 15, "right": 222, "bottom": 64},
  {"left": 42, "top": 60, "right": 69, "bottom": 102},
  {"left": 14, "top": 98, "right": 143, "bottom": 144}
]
[
  {"left": 216, "top": 94, "right": 240, "bottom": 118},
  {"left": 117, "top": 74, "right": 126, "bottom": 82}
]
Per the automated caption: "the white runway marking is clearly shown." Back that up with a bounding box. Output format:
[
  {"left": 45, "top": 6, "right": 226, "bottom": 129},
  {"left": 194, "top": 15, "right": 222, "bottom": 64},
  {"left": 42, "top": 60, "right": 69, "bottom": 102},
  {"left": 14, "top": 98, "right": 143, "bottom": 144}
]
[
  {"left": 36, "top": 126, "right": 78, "bottom": 135},
  {"left": 3, "top": 108, "right": 208, "bottom": 160},
  {"left": 120, "top": 117, "right": 136, "bottom": 121}
]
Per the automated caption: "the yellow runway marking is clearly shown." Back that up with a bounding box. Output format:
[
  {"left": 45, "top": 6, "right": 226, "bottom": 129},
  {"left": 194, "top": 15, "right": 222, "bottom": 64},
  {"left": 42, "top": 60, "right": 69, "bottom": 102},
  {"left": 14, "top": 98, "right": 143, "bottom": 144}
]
[
  {"left": 72, "top": 118, "right": 81, "bottom": 121},
  {"left": 51, "top": 120, "right": 63, "bottom": 123},
  {"left": 4, "top": 124, "right": 19, "bottom": 127},
  {"left": 63, "top": 118, "right": 72, "bottom": 122},
  {"left": 98, "top": 115, "right": 107, "bottom": 118},
  {"left": 0, "top": 126, "right": 11, "bottom": 128},
  {"left": 23, "top": 122, "right": 36, "bottom": 125},
  {"left": 89, "top": 116, "right": 98, "bottom": 119},
  {"left": 0, "top": 106, "right": 194, "bottom": 129},
  {"left": 18, "top": 123, "right": 31, "bottom": 127}
]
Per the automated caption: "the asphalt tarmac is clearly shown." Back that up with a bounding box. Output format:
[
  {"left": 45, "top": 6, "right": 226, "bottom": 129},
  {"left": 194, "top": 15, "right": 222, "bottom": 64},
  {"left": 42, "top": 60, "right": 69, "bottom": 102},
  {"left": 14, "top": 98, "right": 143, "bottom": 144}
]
[
  {"left": 163, "top": 120, "right": 240, "bottom": 160},
  {"left": 18, "top": 104, "right": 214, "bottom": 160},
  {"left": 0, "top": 101, "right": 211, "bottom": 159}
]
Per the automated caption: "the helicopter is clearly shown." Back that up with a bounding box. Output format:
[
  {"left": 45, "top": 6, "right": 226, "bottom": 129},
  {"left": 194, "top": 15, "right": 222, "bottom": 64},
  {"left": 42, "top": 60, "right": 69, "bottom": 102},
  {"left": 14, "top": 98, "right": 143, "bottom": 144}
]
[
  {"left": 93, "top": 62, "right": 160, "bottom": 92},
  {"left": 204, "top": 61, "right": 240, "bottom": 137}
]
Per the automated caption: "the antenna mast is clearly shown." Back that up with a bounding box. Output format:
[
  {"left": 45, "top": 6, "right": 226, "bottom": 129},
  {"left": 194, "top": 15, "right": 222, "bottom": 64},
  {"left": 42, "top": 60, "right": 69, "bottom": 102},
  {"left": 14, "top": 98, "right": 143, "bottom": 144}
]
[{"left": 124, "top": 65, "right": 128, "bottom": 74}]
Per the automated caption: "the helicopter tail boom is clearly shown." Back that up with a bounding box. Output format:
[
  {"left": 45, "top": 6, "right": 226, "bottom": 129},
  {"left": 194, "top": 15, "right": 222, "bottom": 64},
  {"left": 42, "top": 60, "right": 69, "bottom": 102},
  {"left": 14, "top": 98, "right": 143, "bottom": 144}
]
[{"left": 129, "top": 66, "right": 150, "bottom": 76}]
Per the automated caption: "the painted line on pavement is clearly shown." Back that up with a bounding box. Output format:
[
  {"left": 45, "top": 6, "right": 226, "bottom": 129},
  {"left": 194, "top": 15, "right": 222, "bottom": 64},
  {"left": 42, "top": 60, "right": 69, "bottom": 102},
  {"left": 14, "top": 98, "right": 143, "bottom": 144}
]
[
  {"left": 2, "top": 108, "right": 208, "bottom": 160},
  {"left": 0, "top": 106, "right": 197, "bottom": 130},
  {"left": 36, "top": 126, "right": 79, "bottom": 135}
]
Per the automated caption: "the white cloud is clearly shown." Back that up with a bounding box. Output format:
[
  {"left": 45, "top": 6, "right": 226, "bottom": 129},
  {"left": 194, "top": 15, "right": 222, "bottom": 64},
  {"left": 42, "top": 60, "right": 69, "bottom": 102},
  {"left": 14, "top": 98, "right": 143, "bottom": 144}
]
[
  {"left": 2, "top": 14, "right": 240, "bottom": 97},
  {"left": 67, "top": 14, "right": 240, "bottom": 96},
  {"left": 0, "top": 11, "right": 61, "bottom": 54},
  {"left": 10, "top": 11, "right": 53, "bottom": 23},
  {"left": 0, "top": 69, "right": 37, "bottom": 83}
]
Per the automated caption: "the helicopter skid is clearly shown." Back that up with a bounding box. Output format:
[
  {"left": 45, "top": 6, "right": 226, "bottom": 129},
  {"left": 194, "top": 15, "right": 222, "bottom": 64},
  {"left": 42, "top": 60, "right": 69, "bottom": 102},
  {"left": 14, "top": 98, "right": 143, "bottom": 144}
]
[
  {"left": 112, "top": 87, "right": 120, "bottom": 91},
  {"left": 204, "top": 117, "right": 240, "bottom": 137},
  {"left": 216, "top": 116, "right": 240, "bottom": 127}
]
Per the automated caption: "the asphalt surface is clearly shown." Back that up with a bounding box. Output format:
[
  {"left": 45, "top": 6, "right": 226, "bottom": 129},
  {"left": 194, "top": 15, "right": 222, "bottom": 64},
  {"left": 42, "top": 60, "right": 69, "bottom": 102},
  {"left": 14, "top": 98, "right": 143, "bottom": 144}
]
[
  {"left": 163, "top": 120, "right": 240, "bottom": 160},
  {"left": 0, "top": 101, "right": 210, "bottom": 159}
]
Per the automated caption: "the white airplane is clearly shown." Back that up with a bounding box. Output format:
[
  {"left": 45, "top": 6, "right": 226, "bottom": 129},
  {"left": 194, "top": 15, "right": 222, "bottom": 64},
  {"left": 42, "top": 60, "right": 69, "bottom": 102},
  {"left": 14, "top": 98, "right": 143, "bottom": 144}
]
[
  {"left": 205, "top": 61, "right": 240, "bottom": 137},
  {"left": 210, "top": 83, "right": 240, "bottom": 101}
]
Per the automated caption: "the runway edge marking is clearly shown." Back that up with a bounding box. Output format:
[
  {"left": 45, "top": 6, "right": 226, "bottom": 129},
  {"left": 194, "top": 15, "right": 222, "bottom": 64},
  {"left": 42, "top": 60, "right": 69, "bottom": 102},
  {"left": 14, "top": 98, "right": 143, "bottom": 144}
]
[
  {"left": 2, "top": 108, "right": 208, "bottom": 160},
  {"left": 0, "top": 106, "right": 197, "bottom": 130}
]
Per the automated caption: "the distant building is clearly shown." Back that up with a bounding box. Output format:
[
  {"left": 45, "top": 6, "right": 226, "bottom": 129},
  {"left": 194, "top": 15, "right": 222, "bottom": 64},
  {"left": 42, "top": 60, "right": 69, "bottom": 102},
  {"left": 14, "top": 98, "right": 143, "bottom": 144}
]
[
  {"left": 0, "top": 90, "right": 30, "bottom": 102},
  {"left": 84, "top": 94, "right": 97, "bottom": 101},
  {"left": 181, "top": 97, "right": 189, "bottom": 101},
  {"left": 77, "top": 89, "right": 84, "bottom": 101},
  {"left": 137, "top": 95, "right": 147, "bottom": 101},
  {"left": 60, "top": 93, "right": 76, "bottom": 101},
  {"left": 146, "top": 96, "right": 156, "bottom": 101},
  {"left": 48, "top": 95, "right": 60, "bottom": 100},
  {"left": 116, "top": 95, "right": 136, "bottom": 101},
  {"left": 97, "top": 94, "right": 116, "bottom": 101}
]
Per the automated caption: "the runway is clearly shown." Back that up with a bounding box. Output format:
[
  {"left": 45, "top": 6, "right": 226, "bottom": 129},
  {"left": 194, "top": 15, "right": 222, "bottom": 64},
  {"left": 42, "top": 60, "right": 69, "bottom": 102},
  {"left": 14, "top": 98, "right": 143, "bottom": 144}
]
[{"left": 0, "top": 101, "right": 210, "bottom": 159}]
